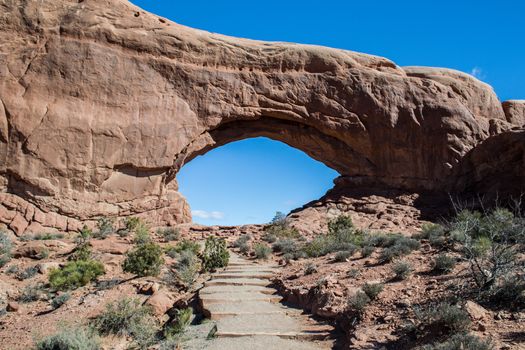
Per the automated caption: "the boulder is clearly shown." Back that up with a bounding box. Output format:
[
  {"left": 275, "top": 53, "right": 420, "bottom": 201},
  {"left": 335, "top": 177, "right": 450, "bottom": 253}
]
[
  {"left": 145, "top": 290, "right": 177, "bottom": 317},
  {"left": 464, "top": 300, "right": 488, "bottom": 320}
]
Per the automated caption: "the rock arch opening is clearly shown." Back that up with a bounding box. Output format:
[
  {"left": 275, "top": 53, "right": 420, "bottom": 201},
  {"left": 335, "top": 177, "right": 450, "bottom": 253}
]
[{"left": 176, "top": 136, "right": 339, "bottom": 225}]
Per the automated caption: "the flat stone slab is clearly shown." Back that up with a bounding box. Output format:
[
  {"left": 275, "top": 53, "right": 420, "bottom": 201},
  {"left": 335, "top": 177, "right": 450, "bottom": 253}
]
[
  {"left": 200, "top": 292, "right": 282, "bottom": 303},
  {"left": 204, "top": 278, "right": 270, "bottom": 287},
  {"left": 200, "top": 285, "right": 276, "bottom": 295},
  {"left": 195, "top": 335, "right": 331, "bottom": 350}
]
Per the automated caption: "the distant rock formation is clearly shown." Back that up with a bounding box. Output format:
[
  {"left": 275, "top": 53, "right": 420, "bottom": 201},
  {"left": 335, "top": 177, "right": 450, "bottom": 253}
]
[{"left": 0, "top": 0, "right": 523, "bottom": 234}]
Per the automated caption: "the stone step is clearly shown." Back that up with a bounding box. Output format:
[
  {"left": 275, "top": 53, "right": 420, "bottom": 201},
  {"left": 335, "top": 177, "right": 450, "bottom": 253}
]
[
  {"left": 216, "top": 331, "right": 332, "bottom": 341},
  {"left": 200, "top": 293, "right": 282, "bottom": 304},
  {"left": 204, "top": 278, "right": 270, "bottom": 287},
  {"left": 200, "top": 285, "right": 276, "bottom": 295},
  {"left": 197, "top": 335, "right": 330, "bottom": 350},
  {"left": 203, "top": 301, "right": 289, "bottom": 320},
  {"left": 212, "top": 272, "right": 274, "bottom": 279}
]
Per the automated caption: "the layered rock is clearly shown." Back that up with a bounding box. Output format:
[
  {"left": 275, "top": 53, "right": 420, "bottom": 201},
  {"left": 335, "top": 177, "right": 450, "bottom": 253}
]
[{"left": 0, "top": 0, "right": 523, "bottom": 234}]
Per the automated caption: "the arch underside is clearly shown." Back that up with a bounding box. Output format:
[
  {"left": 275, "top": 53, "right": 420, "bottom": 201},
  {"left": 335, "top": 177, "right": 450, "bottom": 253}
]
[{"left": 166, "top": 116, "right": 376, "bottom": 186}]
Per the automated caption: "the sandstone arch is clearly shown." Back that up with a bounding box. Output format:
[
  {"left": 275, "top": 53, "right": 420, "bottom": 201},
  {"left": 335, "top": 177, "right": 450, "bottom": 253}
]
[{"left": 0, "top": 0, "right": 523, "bottom": 235}]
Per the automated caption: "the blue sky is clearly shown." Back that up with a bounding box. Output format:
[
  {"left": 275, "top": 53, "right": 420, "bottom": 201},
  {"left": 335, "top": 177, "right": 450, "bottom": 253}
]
[{"left": 131, "top": 0, "right": 524, "bottom": 225}]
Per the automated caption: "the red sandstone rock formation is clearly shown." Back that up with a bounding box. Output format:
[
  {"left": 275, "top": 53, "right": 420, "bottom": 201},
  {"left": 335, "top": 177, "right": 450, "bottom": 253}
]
[{"left": 0, "top": 0, "right": 523, "bottom": 234}]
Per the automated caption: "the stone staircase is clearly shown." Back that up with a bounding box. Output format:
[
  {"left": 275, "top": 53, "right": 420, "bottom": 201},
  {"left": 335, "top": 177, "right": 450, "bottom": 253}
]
[{"left": 194, "top": 253, "right": 334, "bottom": 349}]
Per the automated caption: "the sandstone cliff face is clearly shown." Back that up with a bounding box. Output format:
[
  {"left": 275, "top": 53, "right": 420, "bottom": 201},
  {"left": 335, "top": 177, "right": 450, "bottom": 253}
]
[{"left": 0, "top": 0, "right": 523, "bottom": 234}]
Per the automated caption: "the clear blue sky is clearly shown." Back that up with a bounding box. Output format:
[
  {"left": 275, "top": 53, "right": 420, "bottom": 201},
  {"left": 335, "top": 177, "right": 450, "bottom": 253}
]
[{"left": 131, "top": 0, "right": 524, "bottom": 225}]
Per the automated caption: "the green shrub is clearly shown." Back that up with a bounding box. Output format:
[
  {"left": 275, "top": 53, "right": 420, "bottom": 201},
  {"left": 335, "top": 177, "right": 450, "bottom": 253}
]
[
  {"left": 95, "top": 217, "right": 115, "bottom": 238},
  {"left": 347, "top": 268, "right": 360, "bottom": 278},
  {"left": 51, "top": 293, "right": 70, "bottom": 309},
  {"left": 123, "top": 217, "right": 141, "bottom": 232},
  {"left": 157, "top": 227, "right": 180, "bottom": 242},
  {"left": 233, "top": 235, "right": 251, "bottom": 248},
  {"left": 304, "top": 263, "right": 317, "bottom": 275},
  {"left": 123, "top": 242, "right": 164, "bottom": 277},
  {"left": 448, "top": 208, "right": 523, "bottom": 290},
  {"left": 261, "top": 233, "right": 277, "bottom": 243},
  {"left": 16, "top": 265, "right": 39, "bottom": 280},
  {"left": 36, "top": 325, "right": 101, "bottom": 350},
  {"left": 379, "top": 236, "right": 420, "bottom": 263},
  {"left": 347, "top": 291, "right": 370, "bottom": 314},
  {"left": 238, "top": 242, "right": 250, "bottom": 254},
  {"left": 392, "top": 261, "right": 412, "bottom": 280},
  {"left": 134, "top": 224, "right": 151, "bottom": 245},
  {"left": 489, "top": 274, "right": 525, "bottom": 306},
  {"left": 165, "top": 240, "right": 201, "bottom": 258},
  {"left": 70, "top": 226, "right": 92, "bottom": 261},
  {"left": 264, "top": 212, "right": 300, "bottom": 239},
  {"left": 49, "top": 260, "right": 105, "bottom": 291},
  {"left": 164, "top": 307, "right": 192, "bottom": 338},
  {"left": 433, "top": 254, "right": 456, "bottom": 274},
  {"left": 69, "top": 243, "right": 92, "bottom": 262},
  {"left": 202, "top": 236, "right": 229, "bottom": 272},
  {"left": 334, "top": 249, "right": 356, "bottom": 262},
  {"left": 418, "top": 333, "right": 493, "bottom": 350},
  {"left": 272, "top": 239, "right": 297, "bottom": 254},
  {"left": 362, "top": 283, "right": 384, "bottom": 300},
  {"left": 0, "top": 231, "right": 12, "bottom": 268},
  {"left": 360, "top": 245, "right": 375, "bottom": 258},
  {"left": 419, "top": 223, "right": 448, "bottom": 248},
  {"left": 95, "top": 298, "right": 158, "bottom": 349},
  {"left": 254, "top": 243, "right": 271, "bottom": 260},
  {"left": 417, "top": 303, "right": 471, "bottom": 334},
  {"left": 19, "top": 284, "right": 45, "bottom": 303},
  {"left": 328, "top": 215, "right": 354, "bottom": 234},
  {"left": 174, "top": 250, "right": 200, "bottom": 288}
]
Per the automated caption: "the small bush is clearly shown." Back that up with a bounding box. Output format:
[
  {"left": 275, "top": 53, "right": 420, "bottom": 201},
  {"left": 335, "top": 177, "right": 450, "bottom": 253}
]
[
  {"left": 334, "top": 250, "right": 353, "bottom": 262},
  {"left": 123, "top": 242, "right": 164, "bottom": 277},
  {"left": 272, "top": 239, "right": 297, "bottom": 254},
  {"left": 238, "top": 242, "right": 250, "bottom": 254},
  {"left": 261, "top": 233, "right": 277, "bottom": 243},
  {"left": 347, "top": 291, "right": 370, "bottom": 314},
  {"left": 328, "top": 215, "right": 354, "bottom": 234},
  {"left": 361, "top": 245, "right": 375, "bottom": 258},
  {"left": 0, "top": 231, "right": 12, "bottom": 268},
  {"left": 392, "top": 261, "right": 412, "bottom": 280},
  {"left": 433, "top": 254, "right": 456, "bottom": 274},
  {"left": 379, "top": 236, "right": 420, "bottom": 263},
  {"left": 96, "top": 298, "right": 158, "bottom": 349},
  {"left": 16, "top": 265, "right": 39, "bottom": 280},
  {"left": 19, "top": 284, "right": 45, "bottom": 303},
  {"left": 134, "top": 224, "right": 151, "bottom": 245},
  {"left": 95, "top": 217, "right": 115, "bottom": 238},
  {"left": 164, "top": 307, "right": 192, "bottom": 338},
  {"left": 254, "top": 243, "right": 271, "bottom": 260},
  {"left": 49, "top": 260, "right": 105, "bottom": 291},
  {"left": 362, "top": 283, "right": 384, "bottom": 300},
  {"left": 304, "top": 263, "right": 317, "bottom": 275},
  {"left": 419, "top": 333, "right": 493, "bottom": 350},
  {"left": 202, "top": 236, "right": 229, "bottom": 272},
  {"left": 347, "top": 268, "right": 360, "bottom": 278},
  {"left": 96, "top": 278, "right": 122, "bottom": 291},
  {"left": 36, "top": 326, "right": 101, "bottom": 350},
  {"left": 157, "top": 227, "right": 180, "bottom": 242},
  {"left": 165, "top": 240, "right": 201, "bottom": 258},
  {"left": 233, "top": 235, "right": 251, "bottom": 248},
  {"left": 174, "top": 250, "right": 200, "bottom": 288},
  {"left": 489, "top": 274, "right": 525, "bottom": 305},
  {"left": 70, "top": 226, "right": 92, "bottom": 261},
  {"left": 51, "top": 293, "right": 70, "bottom": 309},
  {"left": 417, "top": 303, "right": 471, "bottom": 334}
]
